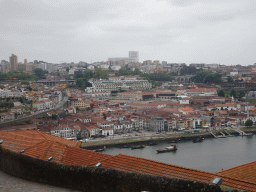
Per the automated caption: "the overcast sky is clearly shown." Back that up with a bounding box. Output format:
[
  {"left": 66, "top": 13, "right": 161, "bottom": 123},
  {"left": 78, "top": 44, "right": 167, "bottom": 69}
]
[{"left": 1, "top": 0, "right": 256, "bottom": 65}]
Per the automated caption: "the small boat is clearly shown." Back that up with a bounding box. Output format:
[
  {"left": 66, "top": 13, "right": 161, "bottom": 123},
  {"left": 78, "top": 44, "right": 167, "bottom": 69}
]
[
  {"left": 243, "top": 133, "right": 254, "bottom": 136},
  {"left": 193, "top": 138, "right": 204, "bottom": 143},
  {"left": 217, "top": 135, "right": 226, "bottom": 138},
  {"left": 93, "top": 149, "right": 104, "bottom": 152},
  {"left": 131, "top": 145, "right": 145, "bottom": 150},
  {"left": 168, "top": 139, "right": 180, "bottom": 143},
  {"left": 148, "top": 142, "right": 157, "bottom": 146},
  {"left": 120, "top": 144, "right": 131, "bottom": 149},
  {"left": 157, "top": 145, "right": 178, "bottom": 153}
]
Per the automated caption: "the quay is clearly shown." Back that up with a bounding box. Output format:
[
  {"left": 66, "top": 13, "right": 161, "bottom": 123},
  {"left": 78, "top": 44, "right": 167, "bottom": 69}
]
[{"left": 80, "top": 128, "right": 256, "bottom": 150}]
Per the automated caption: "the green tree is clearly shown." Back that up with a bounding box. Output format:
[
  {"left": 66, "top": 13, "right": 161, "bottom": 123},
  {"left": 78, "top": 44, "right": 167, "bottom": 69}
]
[
  {"left": 192, "top": 71, "right": 222, "bottom": 83},
  {"left": 230, "top": 89, "right": 236, "bottom": 98},
  {"left": 227, "top": 76, "right": 233, "bottom": 82},
  {"left": 245, "top": 119, "right": 253, "bottom": 126},
  {"left": 218, "top": 90, "right": 225, "bottom": 97},
  {"left": 141, "top": 71, "right": 172, "bottom": 82},
  {"left": 239, "top": 91, "right": 245, "bottom": 98},
  {"left": 76, "top": 78, "right": 85, "bottom": 87},
  {"left": 118, "top": 68, "right": 142, "bottom": 76},
  {"left": 0, "top": 72, "right": 34, "bottom": 80},
  {"left": 179, "top": 66, "right": 200, "bottom": 76},
  {"left": 83, "top": 69, "right": 93, "bottom": 80},
  {"left": 74, "top": 70, "right": 83, "bottom": 79},
  {"left": 93, "top": 68, "right": 109, "bottom": 79},
  {"left": 33, "top": 68, "right": 46, "bottom": 79},
  {"left": 21, "top": 80, "right": 29, "bottom": 85}
]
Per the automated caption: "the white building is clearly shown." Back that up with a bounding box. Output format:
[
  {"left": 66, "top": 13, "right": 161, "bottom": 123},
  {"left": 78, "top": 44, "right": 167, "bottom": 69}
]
[
  {"left": 0, "top": 89, "right": 23, "bottom": 98},
  {"left": 129, "top": 51, "right": 139, "bottom": 62},
  {"left": 51, "top": 125, "right": 81, "bottom": 139},
  {"left": 102, "top": 127, "right": 114, "bottom": 136},
  {"left": 108, "top": 51, "right": 139, "bottom": 65},
  {"left": 86, "top": 76, "right": 152, "bottom": 92}
]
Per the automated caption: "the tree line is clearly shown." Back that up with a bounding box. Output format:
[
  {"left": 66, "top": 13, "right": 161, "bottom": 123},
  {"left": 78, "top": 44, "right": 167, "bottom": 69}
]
[
  {"left": 74, "top": 68, "right": 109, "bottom": 88},
  {"left": 0, "top": 68, "right": 48, "bottom": 81}
]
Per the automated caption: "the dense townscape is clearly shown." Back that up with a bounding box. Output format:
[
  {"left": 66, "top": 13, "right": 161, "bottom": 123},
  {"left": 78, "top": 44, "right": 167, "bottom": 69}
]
[
  {"left": 1, "top": 52, "right": 256, "bottom": 191},
  {"left": 1, "top": 52, "right": 256, "bottom": 140},
  {"left": 2, "top": 0, "right": 256, "bottom": 191}
]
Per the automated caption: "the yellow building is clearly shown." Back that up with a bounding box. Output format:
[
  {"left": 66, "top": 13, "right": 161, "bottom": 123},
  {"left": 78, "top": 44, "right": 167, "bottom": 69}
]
[
  {"left": 60, "top": 84, "right": 67, "bottom": 89},
  {"left": 71, "top": 99, "right": 90, "bottom": 109}
]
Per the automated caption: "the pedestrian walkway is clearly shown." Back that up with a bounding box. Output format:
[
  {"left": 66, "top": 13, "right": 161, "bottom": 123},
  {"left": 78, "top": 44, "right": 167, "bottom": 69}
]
[{"left": 0, "top": 171, "right": 79, "bottom": 192}]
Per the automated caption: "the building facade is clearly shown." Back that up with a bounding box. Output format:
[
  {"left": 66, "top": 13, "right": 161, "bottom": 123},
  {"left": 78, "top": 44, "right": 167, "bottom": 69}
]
[{"left": 9, "top": 54, "right": 18, "bottom": 71}]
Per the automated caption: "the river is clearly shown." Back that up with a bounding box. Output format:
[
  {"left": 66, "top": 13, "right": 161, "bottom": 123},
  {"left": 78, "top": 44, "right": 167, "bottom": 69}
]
[{"left": 103, "top": 135, "right": 256, "bottom": 173}]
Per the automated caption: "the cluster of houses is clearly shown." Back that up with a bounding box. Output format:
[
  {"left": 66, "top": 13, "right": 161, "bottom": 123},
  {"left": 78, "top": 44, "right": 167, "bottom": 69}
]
[
  {"left": 0, "top": 81, "right": 65, "bottom": 123},
  {"left": 29, "top": 83, "right": 255, "bottom": 140}
]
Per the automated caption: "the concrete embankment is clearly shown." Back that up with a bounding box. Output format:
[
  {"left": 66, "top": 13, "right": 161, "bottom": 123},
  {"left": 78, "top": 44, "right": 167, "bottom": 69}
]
[{"left": 81, "top": 129, "right": 251, "bottom": 150}]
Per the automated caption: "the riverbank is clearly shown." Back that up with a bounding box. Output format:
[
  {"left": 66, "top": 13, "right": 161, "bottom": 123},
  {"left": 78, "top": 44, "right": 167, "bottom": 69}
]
[{"left": 81, "top": 128, "right": 256, "bottom": 150}]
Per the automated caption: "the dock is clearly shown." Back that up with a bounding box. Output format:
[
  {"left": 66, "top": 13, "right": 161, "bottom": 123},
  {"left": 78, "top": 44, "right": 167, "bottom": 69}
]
[
  {"left": 224, "top": 130, "right": 234, "bottom": 137},
  {"left": 209, "top": 131, "right": 218, "bottom": 138},
  {"left": 236, "top": 129, "right": 245, "bottom": 136}
]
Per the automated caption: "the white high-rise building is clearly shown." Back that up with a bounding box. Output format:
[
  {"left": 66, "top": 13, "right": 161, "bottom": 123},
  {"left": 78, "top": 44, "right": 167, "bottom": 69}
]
[
  {"left": 108, "top": 51, "right": 139, "bottom": 66},
  {"left": 129, "top": 51, "right": 139, "bottom": 62}
]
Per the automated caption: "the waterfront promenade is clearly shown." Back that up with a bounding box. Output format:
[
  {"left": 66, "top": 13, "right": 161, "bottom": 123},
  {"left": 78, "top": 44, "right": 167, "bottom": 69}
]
[{"left": 81, "top": 127, "right": 254, "bottom": 149}]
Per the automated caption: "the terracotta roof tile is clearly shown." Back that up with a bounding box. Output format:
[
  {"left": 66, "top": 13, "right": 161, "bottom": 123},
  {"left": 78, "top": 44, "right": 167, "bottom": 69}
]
[
  {"left": 0, "top": 130, "right": 80, "bottom": 153},
  {"left": 0, "top": 130, "right": 46, "bottom": 153},
  {"left": 60, "top": 146, "right": 111, "bottom": 166},
  {"left": 23, "top": 140, "right": 67, "bottom": 162},
  {"left": 216, "top": 160, "right": 256, "bottom": 185},
  {"left": 90, "top": 154, "right": 256, "bottom": 191}
]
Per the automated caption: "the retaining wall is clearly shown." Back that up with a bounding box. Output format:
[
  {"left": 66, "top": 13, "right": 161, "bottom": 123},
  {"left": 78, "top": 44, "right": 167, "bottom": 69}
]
[{"left": 0, "top": 145, "right": 223, "bottom": 192}]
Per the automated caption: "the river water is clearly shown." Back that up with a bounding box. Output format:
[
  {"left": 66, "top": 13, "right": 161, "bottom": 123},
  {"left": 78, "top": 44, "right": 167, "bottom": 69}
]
[{"left": 103, "top": 135, "right": 256, "bottom": 173}]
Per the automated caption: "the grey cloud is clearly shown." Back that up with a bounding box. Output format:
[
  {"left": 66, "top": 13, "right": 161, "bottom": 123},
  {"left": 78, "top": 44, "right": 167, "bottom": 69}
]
[
  {"left": 0, "top": 0, "right": 256, "bottom": 65},
  {"left": 169, "top": 0, "right": 253, "bottom": 6},
  {"left": 197, "top": 14, "right": 233, "bottom": 23}
]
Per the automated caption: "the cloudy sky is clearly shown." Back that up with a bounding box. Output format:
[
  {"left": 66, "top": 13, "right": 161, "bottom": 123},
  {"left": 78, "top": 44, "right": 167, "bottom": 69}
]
[{"left": 1, "top": 0, "right": 256, "bottom": 65}]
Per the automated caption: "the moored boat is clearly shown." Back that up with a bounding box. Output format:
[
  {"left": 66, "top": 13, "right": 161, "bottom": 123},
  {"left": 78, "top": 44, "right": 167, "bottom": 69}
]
[
  {"left": 120, "top": 144, "right": 131, "bottom": 149},
  {"left": 93, "top": 148, "right": 105, "bottom": 152},
  {"left": 193, "top": 138, "right": 204, "bottom": 143},
  {"left": 157, "top": 145, "right": 178, "bottom": 153},
  {"left": 243, "top": 133, "right": 254, "bottom": 136},
  {"left": 217, "top": 135, "right": 226, "bottom": 138},
  {"left": 131, "top": 145, "right": 145, "bottom": 150},
  {"left": 168, "top": 139, "right": 180, "bottom": 143},
  {"left": 148, "top": 142, "right": 157, "bottom": 146}
]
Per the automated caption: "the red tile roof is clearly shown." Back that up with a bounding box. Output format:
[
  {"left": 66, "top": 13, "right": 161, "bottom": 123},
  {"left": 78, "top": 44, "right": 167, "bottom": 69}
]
[
  {"left": 216, "top": 160, "right": 256, "bottom": 185},
  {"left": 0, "top": 130, "right": 80, "bottom": 153},
  {"left": 23, "top": 140, "right": 67, "bottom": 162},
  {"left": 61, "top": 146, "right": 110, "bottom": 166},
  {"left": 90, "top": 154, "right": 256, "bottom": 191},
  {"left": 91, "top": 154, "right": 215, "bottom": 183}
]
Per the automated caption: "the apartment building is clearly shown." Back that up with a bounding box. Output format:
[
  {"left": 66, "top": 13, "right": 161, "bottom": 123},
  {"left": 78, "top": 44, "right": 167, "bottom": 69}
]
[
  {"left": 86, "top": 76, "right": 152, "bottom": 92},
  {"left": 148, "top": 117, "right": 169, "bottom": 132}
]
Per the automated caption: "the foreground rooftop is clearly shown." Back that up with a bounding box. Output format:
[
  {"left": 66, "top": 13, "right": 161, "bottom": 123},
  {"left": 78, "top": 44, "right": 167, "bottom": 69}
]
[{"left": 0, "top": 130, "right": 255, "bottom": 191}]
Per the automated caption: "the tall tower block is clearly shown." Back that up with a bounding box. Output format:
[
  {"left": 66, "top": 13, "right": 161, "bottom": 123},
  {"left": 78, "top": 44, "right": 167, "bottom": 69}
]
[{"left": 9, "top": 54, "right": 18, "bottom": 71}]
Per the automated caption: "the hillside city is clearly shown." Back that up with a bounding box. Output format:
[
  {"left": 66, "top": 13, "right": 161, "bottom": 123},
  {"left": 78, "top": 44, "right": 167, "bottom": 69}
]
[{"left": 1, "top": 51, "right": 256, "bottom": 142}]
